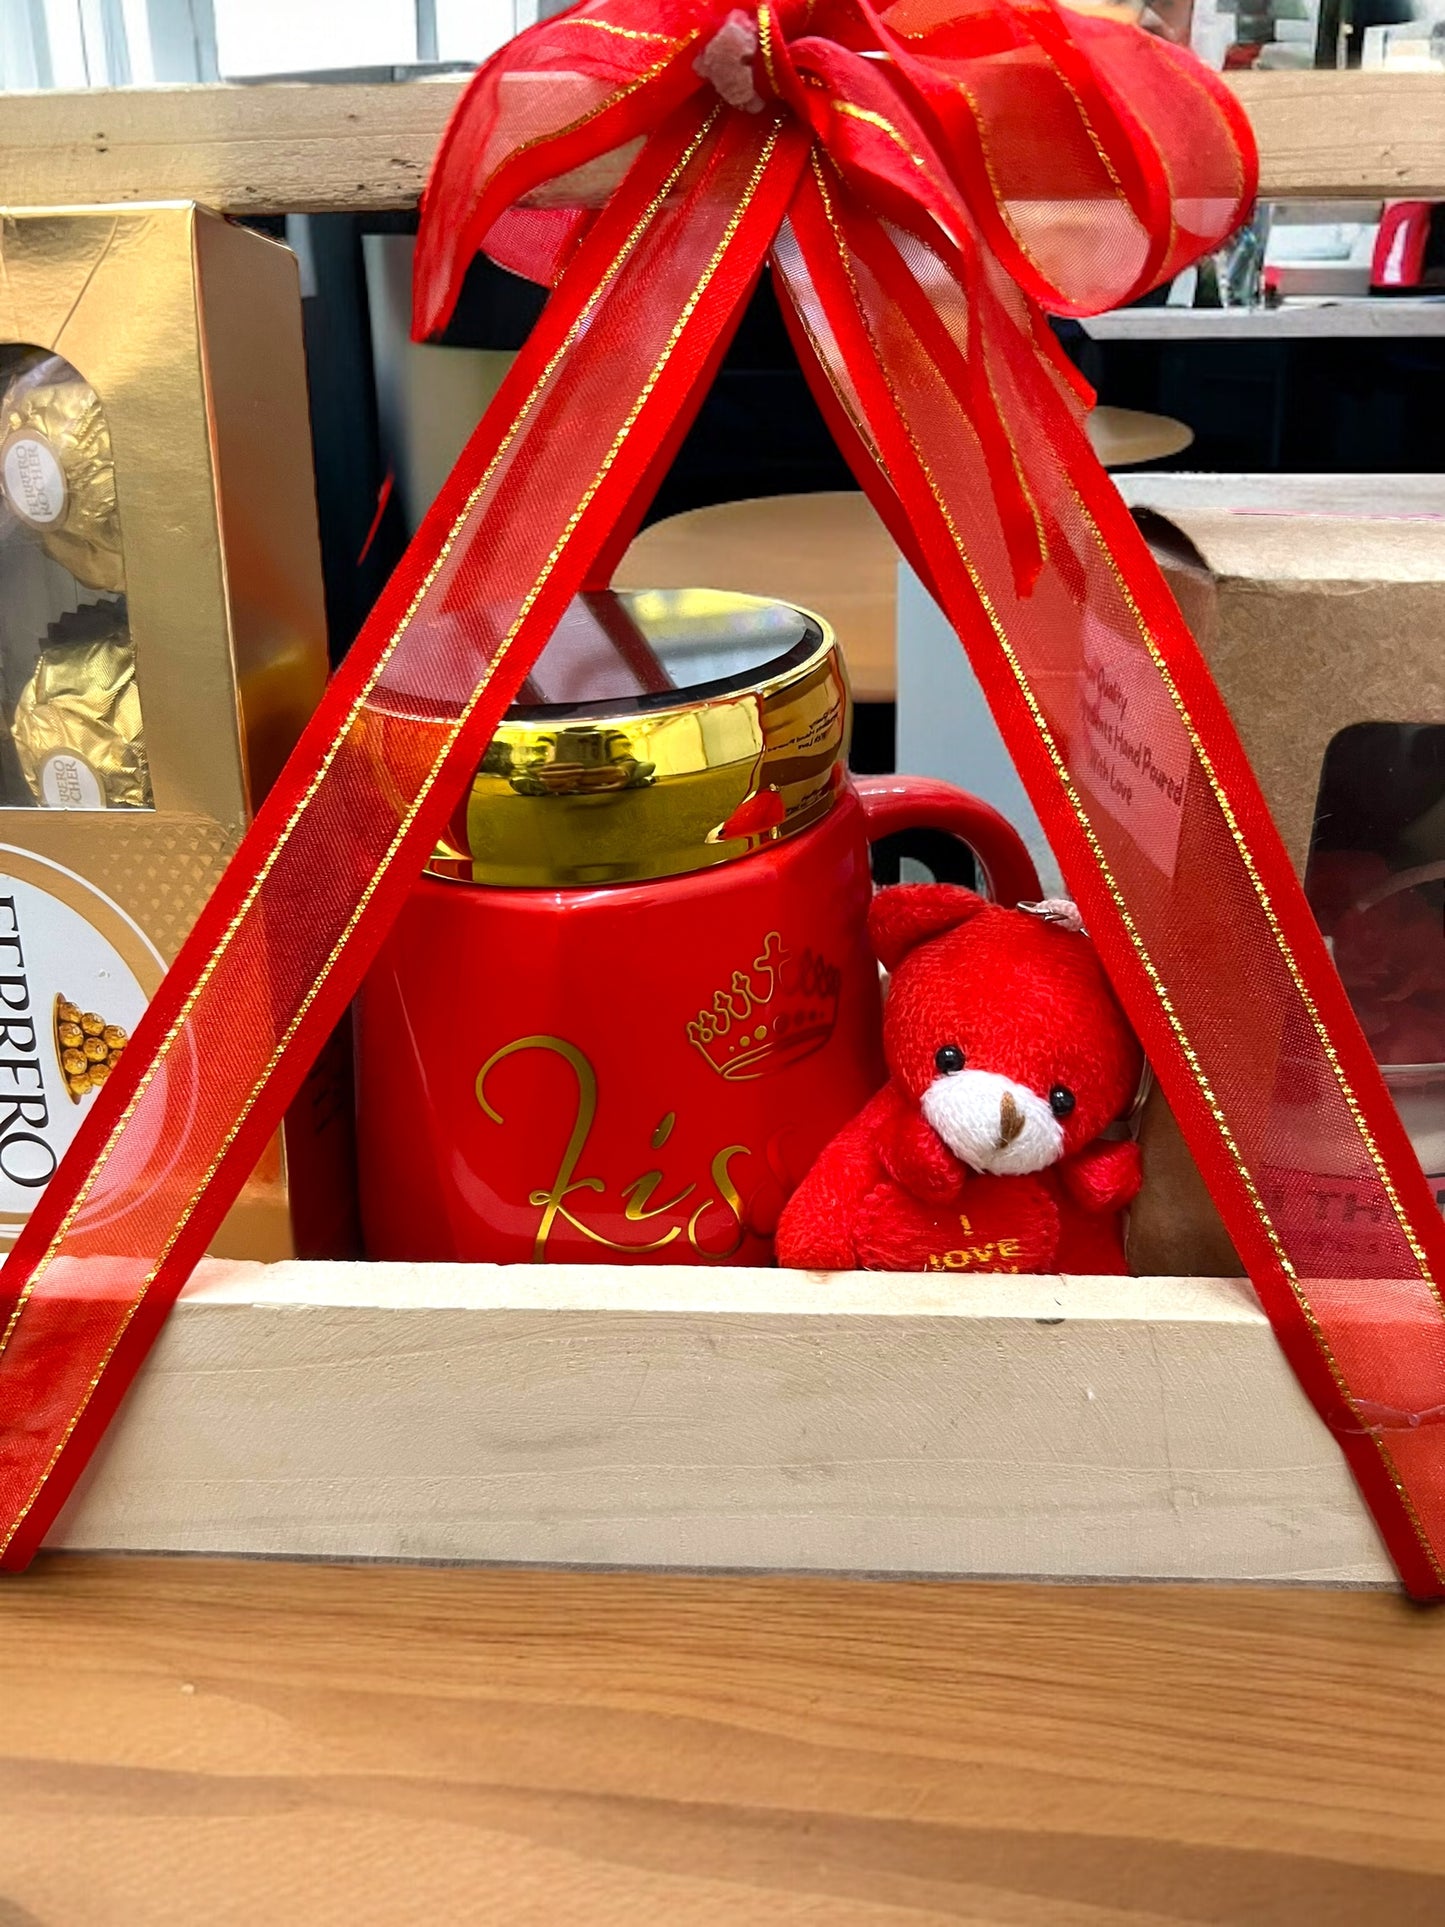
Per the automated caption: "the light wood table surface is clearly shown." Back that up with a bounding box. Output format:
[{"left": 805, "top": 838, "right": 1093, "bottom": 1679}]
[
  {"left": 618, "top": 412, "right": 1190, "bottom": 707},
  {"left": 5, "top": 1555, "right": 1445, "bottom": 1924},
  {"left": 1088, "top": 405, "right": 1195, "bottom": 468}
]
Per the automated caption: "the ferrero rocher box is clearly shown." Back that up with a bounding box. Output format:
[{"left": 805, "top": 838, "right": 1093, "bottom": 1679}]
[
  {"left": 1117, "top": 474, "right": 1445, "bottom": 1276},
  {"left": 0, "top": 203, "right": 355, "bottom": 1260}
]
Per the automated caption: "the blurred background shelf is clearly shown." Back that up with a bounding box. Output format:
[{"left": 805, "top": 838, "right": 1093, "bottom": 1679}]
[
  {"left": 1084, "top": 297, "right": 1445, "bottom": 338},
  {"left": 618, "top": 410, "right": 1195, "bottom": 708}
]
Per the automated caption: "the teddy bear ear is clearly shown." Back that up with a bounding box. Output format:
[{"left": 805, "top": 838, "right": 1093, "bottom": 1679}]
[{"left": 868, "top": 884, "right": 989, "bottom": 972}]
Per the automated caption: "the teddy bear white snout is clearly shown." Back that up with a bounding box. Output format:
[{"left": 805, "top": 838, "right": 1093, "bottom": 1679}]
[{"left": 920, "top": 1068, "right": 1064, "bottom": 1177}]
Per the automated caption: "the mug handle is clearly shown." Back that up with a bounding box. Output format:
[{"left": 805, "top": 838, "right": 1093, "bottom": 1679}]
[{"left": 854, "top": 774, "right": 1042, "bottom": 908}]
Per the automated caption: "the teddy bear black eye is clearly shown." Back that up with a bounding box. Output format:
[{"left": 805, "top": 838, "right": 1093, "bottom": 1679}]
[
  {"left": 1049, "top": 1085, "right": 1076, "bottom": 1117},
  {"left": 934, "top": 1045, "right": 966, "bottom": 1075}
]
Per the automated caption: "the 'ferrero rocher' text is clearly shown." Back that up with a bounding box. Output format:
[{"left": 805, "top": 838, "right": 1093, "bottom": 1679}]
[{"left": 0, "top": 898, "right": 56, "bottom": 1187}]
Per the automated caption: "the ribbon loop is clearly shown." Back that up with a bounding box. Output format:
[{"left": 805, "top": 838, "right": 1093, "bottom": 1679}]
[{"left": 414, "top": 0, "right": 1257, "bottom": 324}]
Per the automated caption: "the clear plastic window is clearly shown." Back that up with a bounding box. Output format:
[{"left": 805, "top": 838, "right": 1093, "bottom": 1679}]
[
  {"left": 0, "top": 345, "right": 150, "bottom": 811},
  {"left": 1305, "top": 724, "right": 1445, "bottom": 1204}
]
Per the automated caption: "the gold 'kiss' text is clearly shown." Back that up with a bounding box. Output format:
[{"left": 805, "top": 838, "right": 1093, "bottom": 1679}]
[{"left": 476, "top": 1034, "right": 750, "bottom": 1262}]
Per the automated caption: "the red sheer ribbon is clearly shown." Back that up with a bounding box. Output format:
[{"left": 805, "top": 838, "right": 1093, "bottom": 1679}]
[{"left": 2, "top": 0, "right": 1443, "bottom": 1595}]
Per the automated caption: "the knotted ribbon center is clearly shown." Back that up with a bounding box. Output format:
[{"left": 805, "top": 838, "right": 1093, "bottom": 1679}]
[{"left": 694, "top": 8, "right": 766, "bottom": 112}]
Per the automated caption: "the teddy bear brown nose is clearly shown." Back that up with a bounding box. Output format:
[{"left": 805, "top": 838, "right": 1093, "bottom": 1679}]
[{"left": 997, "top": 1090, "right": 1026, "bottom": 1149}]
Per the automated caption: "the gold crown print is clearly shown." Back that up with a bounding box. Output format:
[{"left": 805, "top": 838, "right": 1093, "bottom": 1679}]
[
  {"left": 54, "top": 993, "right": 127, "bottom": 1103},
  {"left": 686, "top": 930, "right": 840, "bottom": 1081}
]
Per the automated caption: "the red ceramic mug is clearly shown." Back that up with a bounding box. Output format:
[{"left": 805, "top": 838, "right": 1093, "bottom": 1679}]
[{"left": 356, "top": 591, "right": 1040, "bottom": 1265}]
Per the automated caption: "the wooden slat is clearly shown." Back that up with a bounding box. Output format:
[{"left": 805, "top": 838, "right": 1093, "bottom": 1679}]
[
  {"left": 51, "top": 1259, "right": 1393, "bottom": 1583},
  {"left": 1232, "top": 70, "right": 1445, "bottom": 200},
  {"left": 0, "top": 77, "right": 459, "bottom": 215},
  {"left": 5, "top": 1556, "right": 1445, "bottom": 1923},
  {"left": 0, "top": 71, "right": 1442, "bottom": 216}
]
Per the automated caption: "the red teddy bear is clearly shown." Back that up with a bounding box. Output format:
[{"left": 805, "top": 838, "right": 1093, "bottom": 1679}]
[{"left": 776, "top": 885, "right": 1145, "bottom": 1275}]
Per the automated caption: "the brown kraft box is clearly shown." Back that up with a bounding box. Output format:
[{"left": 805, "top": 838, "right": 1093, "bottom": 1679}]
[{"left": 1116, "top": 474, "right": 1445, "bottom": 1276}]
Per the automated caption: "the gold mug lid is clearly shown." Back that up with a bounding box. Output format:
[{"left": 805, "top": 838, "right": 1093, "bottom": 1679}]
[{"left": 427, "top": 588, "right": 850, "bottom": 889}]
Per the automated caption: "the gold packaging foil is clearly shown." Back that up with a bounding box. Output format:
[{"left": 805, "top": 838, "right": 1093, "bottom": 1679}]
[
  {"left": 0, "top": 204, "right": 348, "bottom": 1263},
  {"left": 11, "top": 603, "right": 152, "bottom": 809},
  {"left": 0, "top": 352, "right": 124, "bottom": 594}
]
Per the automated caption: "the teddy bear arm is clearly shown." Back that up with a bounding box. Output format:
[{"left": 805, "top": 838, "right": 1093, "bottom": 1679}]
[
  {"left": 775, "top": 1087, "right": 897, "bottom": 1271},
  {"left": 1058, "top": 1138, "right": 1143, "bottom": 1215},
  {"left": 878, "top": 1108, "right": 965, "bottom": 1204}
]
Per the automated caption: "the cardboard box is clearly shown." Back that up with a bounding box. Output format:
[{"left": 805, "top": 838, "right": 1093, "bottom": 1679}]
[
  {"left": 1118, "top": 474, "right": 1445, "bottom": 1275},
  {"left": 0, "top": 204, "right": 354, "bottom": 1260}
]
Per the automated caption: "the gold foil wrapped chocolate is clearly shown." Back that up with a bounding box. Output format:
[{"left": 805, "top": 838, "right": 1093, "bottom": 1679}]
[
  {"left": 53, "top": 995, "right": 127, "bottom": 1102},
  {"left": 12, "top": 602, "right": 152, "bottom": 809},
  {"left": 0, "top": 351, "right": 124, "bottom": 594}
]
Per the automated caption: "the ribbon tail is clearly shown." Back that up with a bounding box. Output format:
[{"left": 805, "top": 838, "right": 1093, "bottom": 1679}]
[
  {"left": 0, "top": 104, "right": 807, "bottom": 1572},
  {"left": 777, "top": 162, "right": 1445, "bottom": 1600},
  {"left": 845, "top": 213, "right": 1046, "bottom": 596}
]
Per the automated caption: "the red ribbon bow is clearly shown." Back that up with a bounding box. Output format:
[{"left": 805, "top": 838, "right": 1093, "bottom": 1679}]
[
  {"left": 415, "top": 0, "right": 1256, "bottom": 594},
  {"left": 417, "top": 0, "right": 1254, "bottom": 321},
  {"left": 2, "top": 0, "right": 1443, "bottom": 1598}
]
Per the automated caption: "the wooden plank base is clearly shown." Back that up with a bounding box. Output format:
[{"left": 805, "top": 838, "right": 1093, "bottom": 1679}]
[
  {"left": 50, "top": 1261, "right": 1394, "bottom": 1583},
  {"left": 4, "top": 1556, "right": 1445, "bottom": 1923}
]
